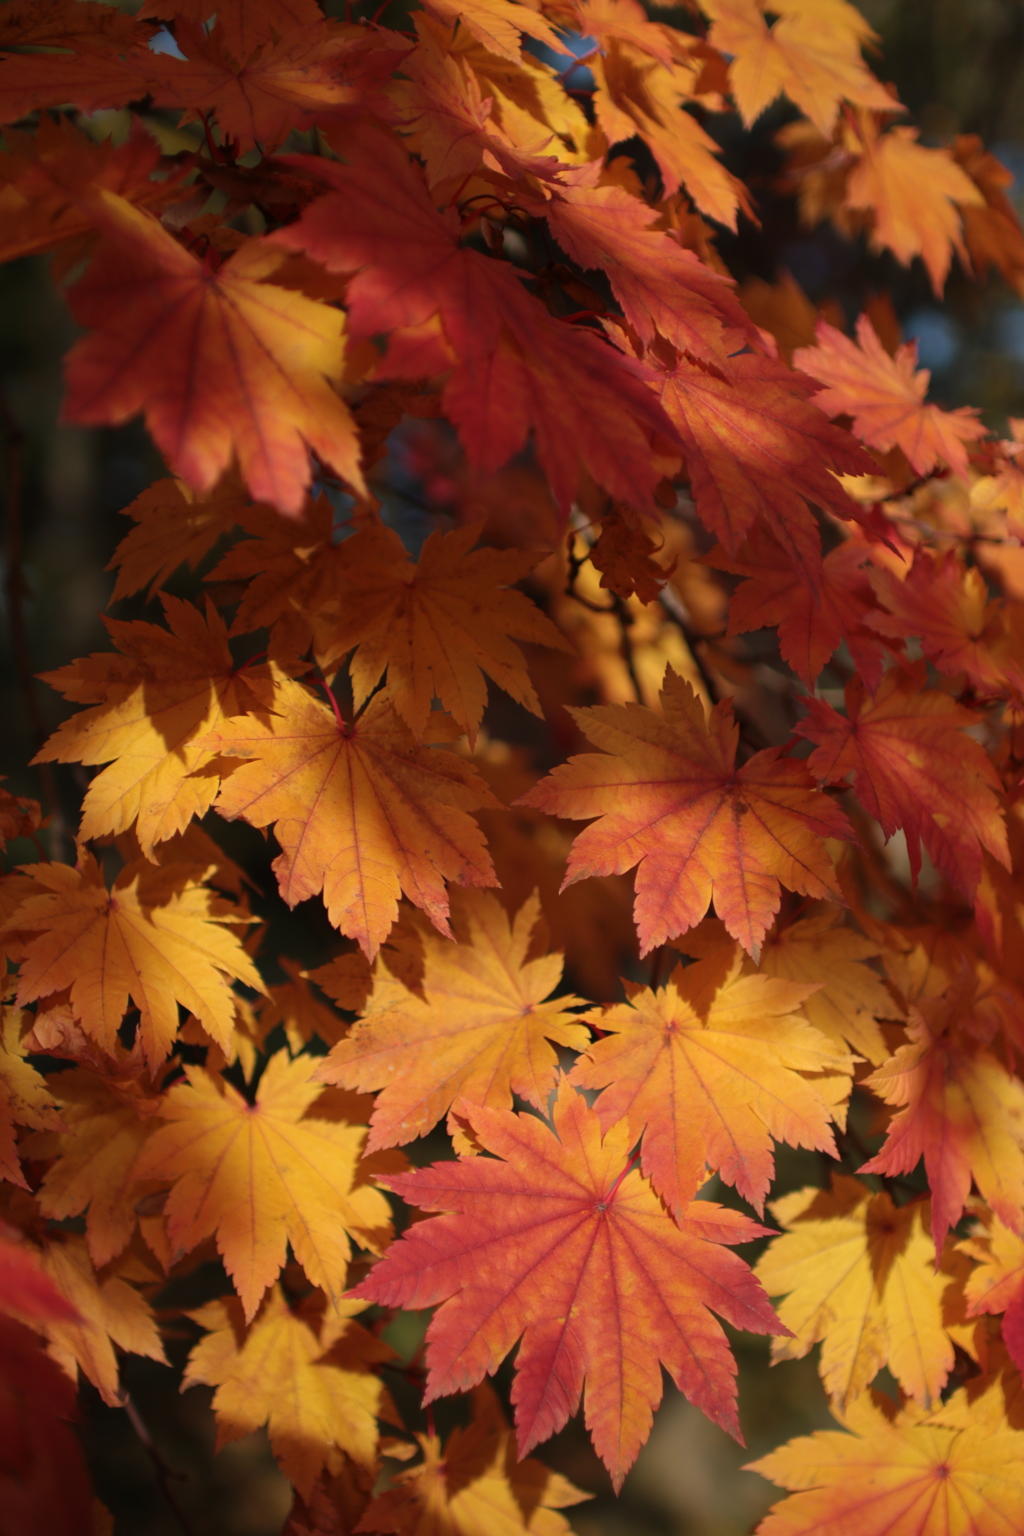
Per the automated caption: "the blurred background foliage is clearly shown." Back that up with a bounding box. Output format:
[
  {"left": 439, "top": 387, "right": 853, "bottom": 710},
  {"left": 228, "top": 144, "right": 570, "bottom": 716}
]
[{"left": 1, "top": 1, "right": 1022, "bottom": 1532}]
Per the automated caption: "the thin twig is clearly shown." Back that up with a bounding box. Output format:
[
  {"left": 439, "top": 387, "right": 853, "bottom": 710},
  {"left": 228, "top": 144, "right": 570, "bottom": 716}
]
[
  {"left": 0, "top": 389, "right": 63, "bottom": 849},
  {"left": 120, "top": 1391, "right": 198, "bottom": 1536}
]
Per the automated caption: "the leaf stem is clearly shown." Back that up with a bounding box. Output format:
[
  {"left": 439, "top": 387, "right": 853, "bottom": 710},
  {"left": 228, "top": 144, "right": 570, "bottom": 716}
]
[
  {"left": 119, "top": 1391, "right": 198, "bottom": 1536},
  {"left": 0, "top": 388, "right": 63, "bottom": 850}
]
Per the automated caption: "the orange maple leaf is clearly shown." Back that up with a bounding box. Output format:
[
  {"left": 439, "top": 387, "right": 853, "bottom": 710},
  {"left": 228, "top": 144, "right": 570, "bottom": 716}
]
[
  {"left": 0, "top": 0, "right": 151, "bottom": 50},
  {"left": 352, "top": 1078, "right": 785, "bottom": 1489},
  {"left": 582, "top": 19, "right": 750, "bottom": 225},
  {"left": 794, "top": 315, "right": 987, "bottom": 479},
  {"left": 184, "top": 1288, "right": 394, "bottom": 1496},
  {"left": 317, "top": 890, "right": 590, "bottom": 1149},
  {"left": 272, "top": 133, "right": 681, "bottom": 512},
  {"left": 314, "top": 519, "right": 571, "bottom": 745},
  {"left": 9, "top": 1232, "right": 166, "bottom": 1406},
  {"left": 869, "top": 547, "right": 1024, "bottom": 701},
  {"left": 30, "top": 1068, "right": 161, "bottom": 1268},
  {"left": 0, "top": 115, "right": 189, "bottom": 268},
  {"left": 702, "top": 0, "right": 894, "bottom": 135},
  {"left": 797, "top": 665, "right": 1009, "bottom": 898},
  {"left": 133, "top": 1051, "right": 398, "bottom": 1320},
  {"left": 107, "top": 474, "right": 255, "bottom": 602},
  {"left": 205, "top": 674, "right": 500, "bottom": 958},
  {"left": 861, "top": 983, "right": 1024, "bottom": 1253},
  {"left": 844, "top": 117, "right": 984, "bottom": 296},
  {"left": 713, "top": 529, "right": 886, "bottom": 689},
  {"left": 959, "top": 1209, "right": 1024, "bottom": 1377},
  {"left": 63, "top": 192, "right": 365, "bottom": 514},
  {"left": 748, "top": 1389, "right": 1024, "bottom": 1536},
  {"left": 570, "top": 951, "right": 850, "bottom": 1217},
  {"left": 357, "top": 1382, "right": 589, "bottom": 1535},
  {"left": 5, "top": 850, "right": 264, "bottom": 1070},
  {"left": 519, "top": 668, "right": 853, "bottom": 958},
  {"left": 417, "top": 0, "right": 562, "bottom": 63},
  {"left": 34, "top": 596, "right": 280, "bottom": 856}
]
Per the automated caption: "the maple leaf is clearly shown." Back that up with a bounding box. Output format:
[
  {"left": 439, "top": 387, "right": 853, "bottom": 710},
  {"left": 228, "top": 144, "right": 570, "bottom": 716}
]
[
  {"left": 748, "top": 1389, "right": 1024, "bottom": 1536},
  {"left": 958, "top": 1210, "right": 1024, "bottom": 1376},
  {"left": 7, "top": 1233, "right": 166, "bottom": 1406},
  {"left": 148, "top": 17, "right": 404, "bottom": 156},
  {"left": 869, "top": 548, "right": 1024, "bottom": 700},
  {"left": 30, "top": 1069, "right": 160, "bottom": 1268},
  {"left": 107, "top": 474, "right": 255, "bottom": 602},
  {"left": 0, "top": 0, "right": 151, "bottom": 50},
  {"left": 844, "top": 118, "right": 984, "bottom": 296},
  {"left": 571, "top": 0, "right": 753, "bottom": 225},
  {"left": 0, "top": 1227, "right": 78, "bottom": 1326},
  {"left": 138, "top": 0, "right": 327, "bottom": 59},
  {"left": 133, "top": 1051, "right": 397, "bottom": 1320},
  {"left": 518, "top": 668, "right": 853, "bottom": 959},
  {"left": 205, "top": 674, "right": 500, "bottom": 959},
  {"left": 758, "top": 910, "right": 893, "bottom": 1065},
  {"left": 352, "top": 1078, "right": 784, "bottom": 1489},
  {"left": 539, "top": 169, "right": 759, "bottom": 368},
  {"left": 35, "top": 595, "right": 281, "bottom": 856},
  {"left": 861, "top": 984, "right": 1024, "bottom": 1253},
  {"left": 258, "top": 959, "right": 348, "bottom": 1053},
  {"left": 5, "top": 850, "right": 264, "bottom": 1071},
  {"left": 0, "top": 32, "right": 161, "bottom": 125},
  {"left": 571, "top": 952, "right": 850, "bottom": 1217},
  {"left": 589, "top": 506, "right": 674, "bottom": 605},
  {"left": 796, "top": 665, "right": 1009, "bottom": 899},
  {"left": 357, "top": 1382, "right": 590, "bottom": 1535},
  {"left": 756, "top": 1178, "right": 959, "bottom": 1410},
  {"left": 317, "top": 890, "right": 590, "bottom": 1150},
  {"left": 713, "top": 529, "right": 886, "bottom": 690},
  {"left": 0, "top": 1006, "right": 62, "bottom": 1190},
  {"left": 272, "top": 133, "right": 682, "bottom": 512},
  {"left": 314, "top": 519, "right": 570, "bottom": 745},
  {"left": 63, "top": 192, "right": 364, "bottom": 515},
  {"left": 701, "top": 0, "right": 894, "bottom": 136},
  {"left": 417, "top": 0, "right": 562, "bottom": 63},
  {"left": 0, "top": 116, "right": 189, "bottom": 269},
  {"left": 393, "top": 16, "right": 568, "bottom": 189},
  {"left": 184, "top": 1288, "right": 394, "bottom": 1496},
  {"left": 0, "top": 781, "right": 42, "bottom": 852},
  {"left": 794, "top": 316, "right": 986, "bottom": 479},
  {"left": 656, "top": 350, "right": 876, "bottom": 585}
]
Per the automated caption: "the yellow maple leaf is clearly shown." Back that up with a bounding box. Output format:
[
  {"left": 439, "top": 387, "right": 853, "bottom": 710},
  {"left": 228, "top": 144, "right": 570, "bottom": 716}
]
[
  {"left": 133, "top": 1051, "right": 398, "bottom": 1320},
  {"left": 317, "top": 890, "right": 590, "bottom": 1150},
  {"left": 6, "top": 850, "right": 264, "bottom": 1070},
  {"left": 35, "top": 596, "right": 282, "bottom": 856},
  {"left": 184, "top": 1287, "right": 393, "bottom": 1496},
  {"left": 206, "top": 675, "right": 500, "bottom": 958},
  {"left": 571, "top": 950, "right": 853, "bottom": 1218},
  {"left": 756, "top": 1177, "right": 961, "bottom": 1410},
  {"left": 359, "top": 1382, "right": 590, "bottom": 1535},
  {"left": 0, "top": 1003, "right": 62, "bottom": 1189},
  {"left": 748, "top": 1388, "right": 1024, "bottom": 1535}
]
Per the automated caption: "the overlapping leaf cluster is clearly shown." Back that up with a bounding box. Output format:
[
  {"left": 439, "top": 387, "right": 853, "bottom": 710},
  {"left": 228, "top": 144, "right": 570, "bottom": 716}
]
[{"left": 2, "top": 1, "right": 1024, "bottom": 1532}]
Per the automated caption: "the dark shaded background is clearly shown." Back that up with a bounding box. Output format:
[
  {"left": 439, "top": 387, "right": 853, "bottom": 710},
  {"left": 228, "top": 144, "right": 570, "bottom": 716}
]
[{"left": 2, "top": 2, "right": 1022, "bottom": 1531}]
